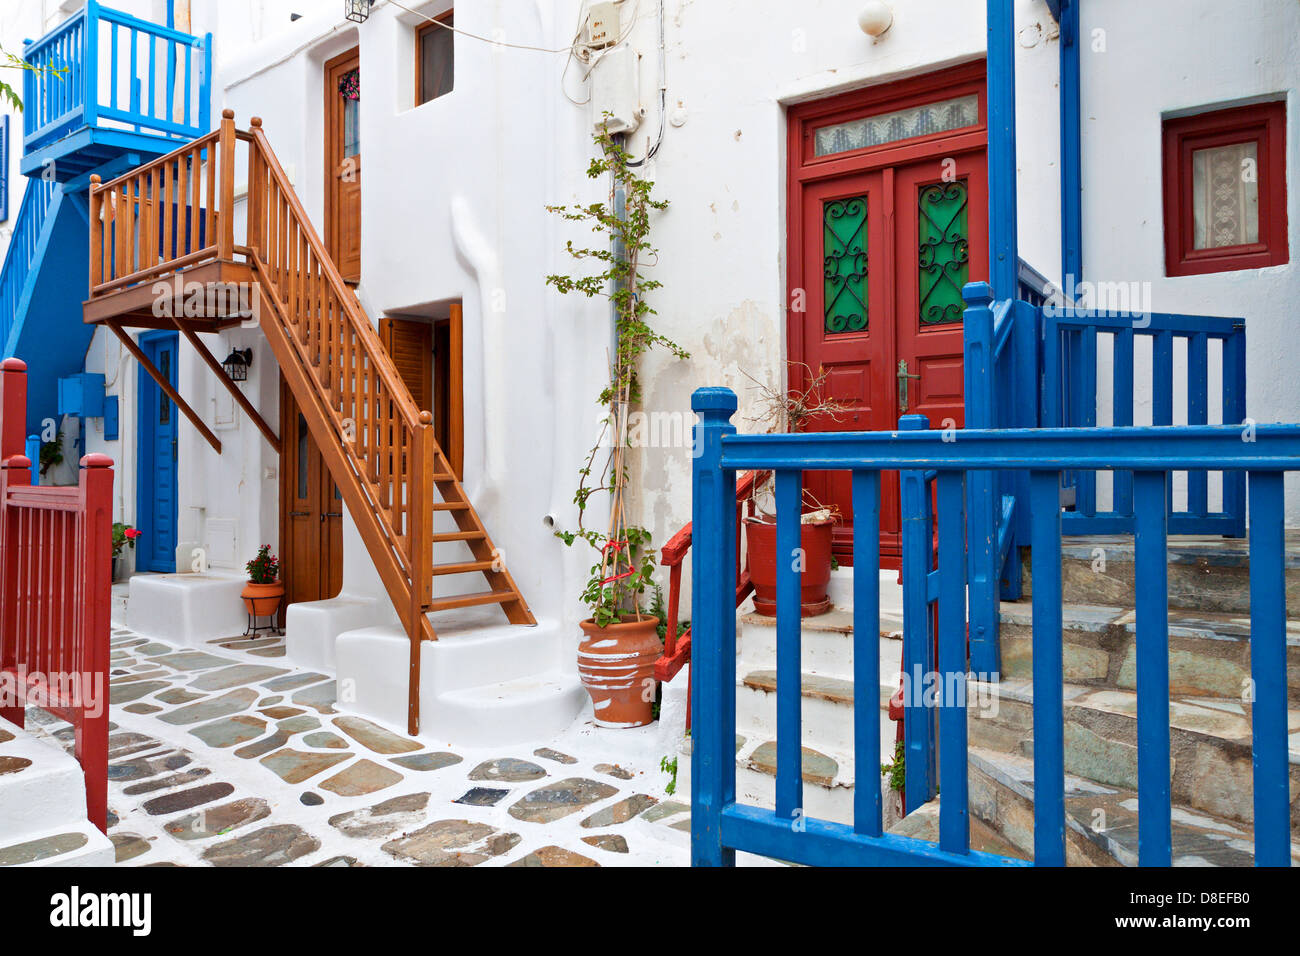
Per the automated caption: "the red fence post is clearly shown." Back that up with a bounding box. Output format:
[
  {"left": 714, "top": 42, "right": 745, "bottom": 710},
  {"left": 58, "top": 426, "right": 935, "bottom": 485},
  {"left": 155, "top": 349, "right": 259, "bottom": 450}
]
[
  {"left": 77, "top": 454, "right": 114, "bottom": 832},
  {"left": 0, "top": 453, "right": 31, "bottom": 730},
  {"left": 0, "top": 359, "right": 28, "bottom": 462}
]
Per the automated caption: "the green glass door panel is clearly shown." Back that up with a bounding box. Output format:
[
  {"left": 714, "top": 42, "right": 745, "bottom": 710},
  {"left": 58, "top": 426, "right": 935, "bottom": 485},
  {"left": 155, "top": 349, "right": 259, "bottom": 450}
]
[
  {"left": 917, "top": 180, "right": 968, "bottom": 325},
  {"left": 823, "top": 196, "right": 868, "bottom": 333}
]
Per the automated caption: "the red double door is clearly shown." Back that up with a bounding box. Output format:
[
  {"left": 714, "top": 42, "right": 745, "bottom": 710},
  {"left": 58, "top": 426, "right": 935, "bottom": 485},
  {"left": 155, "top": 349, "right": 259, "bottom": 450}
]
[{"left": 787, "top": 66, "right": 989, "bottom": 567}]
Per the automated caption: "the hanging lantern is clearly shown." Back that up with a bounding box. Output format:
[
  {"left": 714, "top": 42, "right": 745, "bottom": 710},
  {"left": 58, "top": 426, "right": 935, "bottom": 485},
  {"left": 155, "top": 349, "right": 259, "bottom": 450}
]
[
  {"left": 345, "top": 0, "right": 373, "bottom": 23},
  {"left": 221, "top": 348, "right": 253, "bottom": 383}
]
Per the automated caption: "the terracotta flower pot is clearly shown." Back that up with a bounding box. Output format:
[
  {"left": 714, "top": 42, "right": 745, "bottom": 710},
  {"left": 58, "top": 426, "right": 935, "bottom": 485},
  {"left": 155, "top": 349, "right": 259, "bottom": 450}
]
[
  {"left": 745, "top": 517, "right": 834, "bottom": 617},
  {"left": 241, "top": 580, "right": 284, "bottom": 617},
  {"left": 577, "top": 615, "right": 662, "bottom": 728}
]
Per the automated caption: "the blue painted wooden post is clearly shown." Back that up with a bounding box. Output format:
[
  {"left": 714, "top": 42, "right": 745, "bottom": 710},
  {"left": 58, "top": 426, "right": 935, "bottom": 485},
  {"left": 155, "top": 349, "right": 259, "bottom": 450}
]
[
  {"left": 774, "top": 468, "right": 803, "bottom": 824},
  {"left": 1029, "top": 470, "right": 1065, "bottom": 865},
  {"left": 1224, "top": 326, "right": 1247, "bottom": 537},
  {"left": 1134, "top": 470, "right": 1172, "bottom": 866},
  {"left": 1059, "top": 0, "right": 1083, "bottom": 288},
  {"left": 690, "top": 387, "right": 738, "bottom": 868},
  {"left": 852, "top": 470, "right": 882, "bottom": 837},
  {"left": 200, "top": 34, "right": 213, "bottom": 132},
  {"left": 84, "top": 0, "right": 99, "bottom": 128},
  {"left": 986, "top": 0, "right": 1019, "bottom": 299},
  {"left": 936, "top": 471, "right": 969, "bottom": 853},
  {"left": 1113, "top": 327, "right": 1135, "bottom": 515},
  {"left": 1188, "top": 333, "right": 1209, "bottom": 517},
  {"left": 963, "top": 282, "right": 999, "bottom": 676},
  {"left": 1247, "top": 472, "right": 1290, "bottom": 866},
  {"left": 24, "top": 435, "right": 40, "bottom": 487},
  {"left": 899, "top": 414, "right": 936, "bottom": 810}
]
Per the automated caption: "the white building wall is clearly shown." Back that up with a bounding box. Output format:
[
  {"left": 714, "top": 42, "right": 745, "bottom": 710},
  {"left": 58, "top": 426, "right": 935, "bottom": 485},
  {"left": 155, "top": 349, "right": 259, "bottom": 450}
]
[{"left": 2, "top": 0, "right": 1297, "bottom": 638}]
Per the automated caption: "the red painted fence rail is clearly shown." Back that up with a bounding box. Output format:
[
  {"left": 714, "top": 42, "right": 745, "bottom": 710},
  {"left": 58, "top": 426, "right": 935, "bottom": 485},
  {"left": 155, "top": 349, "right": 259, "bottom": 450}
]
[{"left": 0, "top": 358, "right": 113, "bottom": 833}]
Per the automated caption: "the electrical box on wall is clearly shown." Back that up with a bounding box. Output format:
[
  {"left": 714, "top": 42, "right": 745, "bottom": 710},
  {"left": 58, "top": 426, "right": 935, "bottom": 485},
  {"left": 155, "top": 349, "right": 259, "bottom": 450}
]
[
  {"left": 586, "top": 1, "right": 621, "bottom": 49},
  {"left": 591, "top": 46, "right": 641, "bottom": 135}
]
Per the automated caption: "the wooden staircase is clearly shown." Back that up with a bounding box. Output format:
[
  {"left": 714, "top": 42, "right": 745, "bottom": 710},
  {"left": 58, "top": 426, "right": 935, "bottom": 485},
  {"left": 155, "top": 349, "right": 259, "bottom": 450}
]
[{"left": 84, "top": 110, "right": 534, "bottom": 735}]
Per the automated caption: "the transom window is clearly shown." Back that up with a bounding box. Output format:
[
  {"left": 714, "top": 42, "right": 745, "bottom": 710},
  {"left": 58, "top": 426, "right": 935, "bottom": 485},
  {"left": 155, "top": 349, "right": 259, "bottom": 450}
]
[
  {"left": 1162, "top": 101, "right": 1288, "bottom": 277},
  {"left": 813, "top": 93, "right": 979, "bottom": 158}
]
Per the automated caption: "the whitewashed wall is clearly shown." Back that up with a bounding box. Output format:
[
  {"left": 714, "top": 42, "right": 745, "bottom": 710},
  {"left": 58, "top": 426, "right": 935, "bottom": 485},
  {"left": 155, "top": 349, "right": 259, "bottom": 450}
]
[{"left": 1, "top": 0, "right": 1297, "bottom": 638}]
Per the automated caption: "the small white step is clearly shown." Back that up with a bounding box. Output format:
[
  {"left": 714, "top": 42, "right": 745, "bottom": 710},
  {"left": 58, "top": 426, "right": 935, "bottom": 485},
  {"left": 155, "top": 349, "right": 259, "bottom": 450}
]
[
  {"left": 0, "top": 821, "right": 115, "bottom": 867},
  {"left": 0, "top": 716, "right": 95, "bottom": 845},
  {"left": 739, "top": 607, "right": 905, "bottom": 682},
  {"left": 433, "top": 670, "right": 587, "bottom": 747}
]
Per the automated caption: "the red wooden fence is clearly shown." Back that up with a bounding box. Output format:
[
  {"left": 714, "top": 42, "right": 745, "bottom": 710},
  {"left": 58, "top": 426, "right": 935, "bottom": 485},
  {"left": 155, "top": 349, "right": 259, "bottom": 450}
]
[{"left": 0, "top": 358, "right": 113, "bottom": 833}]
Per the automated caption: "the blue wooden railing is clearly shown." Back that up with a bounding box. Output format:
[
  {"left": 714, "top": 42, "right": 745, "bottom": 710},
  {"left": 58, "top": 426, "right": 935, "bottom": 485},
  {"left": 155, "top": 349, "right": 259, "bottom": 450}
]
[
  {"left": 691, "top": 386, "right": 1297, "bottom": 867},
  {"left": 0, "top": 178, "right": 58, "bottom": 354},
  {"left": 23, "top": 0, "right": 212, "bottom": 153},
  {"left": 1044, "top": 309, "right": 1248, "bottom": 537}
]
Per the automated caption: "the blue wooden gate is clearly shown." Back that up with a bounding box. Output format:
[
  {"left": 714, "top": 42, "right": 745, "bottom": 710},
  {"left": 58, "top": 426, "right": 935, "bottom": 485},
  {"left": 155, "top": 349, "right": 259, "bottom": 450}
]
[
  {"left": 690, "top": 386, "right": 1297, "bottom": 867},
  {"left": 135, "top": 330, "right": 178, "bottom": 573}
]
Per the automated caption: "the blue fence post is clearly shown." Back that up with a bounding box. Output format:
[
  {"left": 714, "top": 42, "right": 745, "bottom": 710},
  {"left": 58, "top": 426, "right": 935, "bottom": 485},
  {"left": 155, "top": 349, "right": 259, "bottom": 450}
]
[
  {"left": 936, "top": 471, "right": 969, "bottom": 854},
  {"left": 774, "top": 468, "right": 803, "bottom": 824},
  {"left": 899, "top": 414, "right": 936, "bottom": 811},
  {"left": 83, "top": 0, "right": 100, "bottom": 128},
  {"left": 1133, "top": 470, "right": 1172, "bottom": 865},
  {"left": 1247, "top": 471, "right": 1289, "bottom": 866},
  {"left": 690, "top": 387, "right": 738, "bottom": 868},
  {"left": 963, "top": 282, "right": 999, "bottom": 676},
  {"left": 25, "top": 435, "right": 41, "bottom": 487},
  {"left": 1224, "top": 325, "right": 1247, "bottom": 537},
  {"left": 1029, "top": 469, "right": 1066, "bottom": 865},
  {"left": 986, "top": 0, "right": 1019, "bottom": 299}
]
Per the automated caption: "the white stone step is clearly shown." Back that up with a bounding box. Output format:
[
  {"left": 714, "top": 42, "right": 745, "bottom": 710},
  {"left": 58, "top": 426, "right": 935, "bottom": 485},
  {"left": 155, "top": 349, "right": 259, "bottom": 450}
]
[
  {"left": 0, "top": 821, "right": 115, "bottom": 867},
  {"left": 335, "top": 616, "right": 585, "bottom": 748},
  {"left": 0, "top": 716, "right": 95, "bottom": 845}
]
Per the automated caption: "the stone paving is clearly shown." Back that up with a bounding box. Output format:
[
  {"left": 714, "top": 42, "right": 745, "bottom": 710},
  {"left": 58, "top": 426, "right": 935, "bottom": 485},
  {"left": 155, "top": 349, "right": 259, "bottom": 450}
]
[{"left": 21, "top": 623, "right": 692, "bottom": 867}]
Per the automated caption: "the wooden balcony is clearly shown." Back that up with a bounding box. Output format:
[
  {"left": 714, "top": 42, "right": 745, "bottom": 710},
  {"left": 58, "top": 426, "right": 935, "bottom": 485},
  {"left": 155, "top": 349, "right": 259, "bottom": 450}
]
[{"left": 22, "top": 0, "right": 212, "bottom": 185}]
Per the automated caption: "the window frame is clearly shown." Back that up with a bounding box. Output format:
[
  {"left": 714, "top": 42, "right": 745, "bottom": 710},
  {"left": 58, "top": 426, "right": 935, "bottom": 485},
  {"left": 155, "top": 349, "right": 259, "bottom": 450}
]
[
  {"left": 1162, "top": 101, "right": 1288, "bottom": 277},
  {"left": 414, "top": 11, "right": 454, "bottom": 108}
]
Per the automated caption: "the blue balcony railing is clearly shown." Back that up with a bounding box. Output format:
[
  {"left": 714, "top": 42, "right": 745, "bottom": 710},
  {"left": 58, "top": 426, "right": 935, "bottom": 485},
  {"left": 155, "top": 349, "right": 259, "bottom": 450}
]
[
  {"left": 689, "top": 386, "right": 1298, "bottom": 867},
  {"left": 0, "top": 177, "right": 57, "bottom": 353},
  {"left": 23, "top": 0, "right": 212, "bottom": 156}
]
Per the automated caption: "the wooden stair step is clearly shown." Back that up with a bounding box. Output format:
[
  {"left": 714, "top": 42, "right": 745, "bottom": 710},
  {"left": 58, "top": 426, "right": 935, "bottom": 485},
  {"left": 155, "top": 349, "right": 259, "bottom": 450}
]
[
  {"left": 427, "top": 590, "right": 519, "bottom": 613},
  {"left": 432, "top": 560, "right": 496, "bottom": 576},
  {"left": 431, "top": 502, "right": 470, "bottom": 512},
  {"left": 432, "top": 531, "right": 487, "bottom": 543},
  {"left": 432, "top": 473, "right": 456, "bottom": 482}
]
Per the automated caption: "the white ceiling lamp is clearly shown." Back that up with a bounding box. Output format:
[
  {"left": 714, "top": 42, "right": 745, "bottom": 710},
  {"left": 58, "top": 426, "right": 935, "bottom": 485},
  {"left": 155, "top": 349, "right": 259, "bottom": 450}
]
[{"left": 858, "top": 1, "right": 894, "bottom": 38}]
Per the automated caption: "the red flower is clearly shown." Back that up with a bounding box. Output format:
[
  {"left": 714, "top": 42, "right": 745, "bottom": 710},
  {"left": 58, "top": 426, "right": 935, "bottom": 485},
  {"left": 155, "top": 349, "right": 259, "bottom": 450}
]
[{"left": 124, "top": 528, "right": 142, "bottom": 539}]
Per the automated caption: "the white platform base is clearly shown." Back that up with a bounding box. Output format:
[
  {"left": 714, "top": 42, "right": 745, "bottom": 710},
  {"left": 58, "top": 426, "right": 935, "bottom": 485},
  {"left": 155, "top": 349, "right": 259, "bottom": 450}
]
[
  {"left": 125, "top": 571, "right": 247, "bottom": 648},
  {"left": 0, "top": 717, "right": 114, "bottom": 867},
  {"left": 335, "top": 610, "right": 586, "bottom": 747},
  {"left": 284, "top": 595, "right": 391, "bottom": 672}
]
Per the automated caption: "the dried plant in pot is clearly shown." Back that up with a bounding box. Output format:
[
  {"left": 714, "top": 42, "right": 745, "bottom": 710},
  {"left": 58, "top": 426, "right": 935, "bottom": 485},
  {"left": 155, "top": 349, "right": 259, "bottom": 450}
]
[
  {"left": 742, "top": 365, "right": 849, "bottom": 618},
  {"left": 241, "top": 544, "right": 284, "bottom": 617},
  {"left": 547, "top": 127, "right": 690, "bottom": 727}
]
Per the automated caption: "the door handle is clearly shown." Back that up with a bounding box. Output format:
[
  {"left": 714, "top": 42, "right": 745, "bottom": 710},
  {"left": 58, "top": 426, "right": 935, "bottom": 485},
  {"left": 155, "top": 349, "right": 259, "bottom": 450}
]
[
  {"left": 897, "top": 359, "right": 920, "bottom": 414},
  {"left": 289, "top": 511, "right": 311, "bottom": 518},
  {"left": 322, "top": 512, "right": 344, "bottom": 521}
]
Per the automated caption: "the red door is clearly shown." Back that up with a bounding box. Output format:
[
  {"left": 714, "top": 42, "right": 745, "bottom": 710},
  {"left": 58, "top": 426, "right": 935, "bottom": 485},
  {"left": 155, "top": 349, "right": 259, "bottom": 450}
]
[{"left": 788, "top": 64, "right": 988, "bottom": 566}]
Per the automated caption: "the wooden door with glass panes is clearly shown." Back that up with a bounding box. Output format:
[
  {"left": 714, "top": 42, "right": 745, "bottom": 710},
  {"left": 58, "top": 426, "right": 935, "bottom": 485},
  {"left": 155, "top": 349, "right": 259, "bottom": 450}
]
[
  {"left": 787, "top": 64, "right": 988, "bottom": 566},
  {"left": 280, "top": 381, "right": 343, "bottom": 609},
  {"left": 326, "top": 47, "right": 361, "bottom": 282}
]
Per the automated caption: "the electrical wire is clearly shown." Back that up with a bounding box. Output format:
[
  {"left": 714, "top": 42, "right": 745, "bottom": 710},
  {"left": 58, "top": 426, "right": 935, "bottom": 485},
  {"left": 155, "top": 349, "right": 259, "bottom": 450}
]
[{"left": 624, "top": 0, "right": 665, "bottom": 167}]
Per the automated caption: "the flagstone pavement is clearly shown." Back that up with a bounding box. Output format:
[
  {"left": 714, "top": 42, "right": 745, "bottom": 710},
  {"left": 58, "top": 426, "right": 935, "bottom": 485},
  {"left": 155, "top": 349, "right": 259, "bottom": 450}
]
[{"left": 23, "top": 622, "right": 693, "bottom": 867}]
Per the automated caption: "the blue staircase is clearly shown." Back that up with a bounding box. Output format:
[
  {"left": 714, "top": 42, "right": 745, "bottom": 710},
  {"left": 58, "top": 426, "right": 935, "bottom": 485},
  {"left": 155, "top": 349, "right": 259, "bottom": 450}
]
[{"left": 0, "top": 2, "right": 212, "bottom": 441}]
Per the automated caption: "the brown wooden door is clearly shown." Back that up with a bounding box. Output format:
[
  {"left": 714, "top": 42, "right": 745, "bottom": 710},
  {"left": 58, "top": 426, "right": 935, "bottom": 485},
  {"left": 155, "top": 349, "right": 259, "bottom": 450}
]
[
  {"left": 381, "top": 307, "right": 464, "bottom": 480},
  {"left": 325, "top": 48, "right": 361, "bottom": 283},
  {"left": 788, "top": 64, "right": 988, "bottom": 567},
  {"left": 280, "top": 381, "right": 343, "bottom": 607}
]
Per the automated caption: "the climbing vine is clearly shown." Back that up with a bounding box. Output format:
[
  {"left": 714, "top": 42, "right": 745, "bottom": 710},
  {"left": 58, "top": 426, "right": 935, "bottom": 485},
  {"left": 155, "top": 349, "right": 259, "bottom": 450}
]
[{"left": 546, "top": 127, "right": 689, "bottom": 627}]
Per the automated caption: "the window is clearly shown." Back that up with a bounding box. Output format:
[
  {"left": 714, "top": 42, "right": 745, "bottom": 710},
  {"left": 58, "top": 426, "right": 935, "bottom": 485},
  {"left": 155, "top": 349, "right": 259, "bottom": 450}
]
[
  {"left": 1162, "top": 101, "right": 1288, "bottom": 277},
  {"left": 416, "top": 13, "right": 454, "bottom": 106}
]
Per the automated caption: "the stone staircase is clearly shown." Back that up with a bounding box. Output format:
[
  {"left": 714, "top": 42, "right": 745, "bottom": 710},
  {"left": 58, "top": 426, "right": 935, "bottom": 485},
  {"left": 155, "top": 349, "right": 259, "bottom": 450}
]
[
  {"left": 679, "top": 536, "right": 1300, "bottom": 866},
  {"left": 0, "top": 716, "right": 115, "bottom": 867}
]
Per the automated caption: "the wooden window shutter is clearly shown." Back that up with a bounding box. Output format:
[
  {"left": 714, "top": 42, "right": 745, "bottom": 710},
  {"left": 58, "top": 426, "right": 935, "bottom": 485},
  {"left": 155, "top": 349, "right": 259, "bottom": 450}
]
[{"left": 380, "top": 317, "right": 434, "bottom": 411}]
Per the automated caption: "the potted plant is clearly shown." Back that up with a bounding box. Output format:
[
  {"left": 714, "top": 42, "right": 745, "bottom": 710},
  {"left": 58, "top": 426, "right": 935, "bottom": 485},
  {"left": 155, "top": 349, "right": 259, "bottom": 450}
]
[
  {"left": 546, "top": 126, "right": 690, "bottom": 728},
  {"left": 111, "top": 522, "right": 141, "bottom": 582},
  {"left": 241, "top": 544, "right": 283, "bottom": 617},
  {"left": 741, "top": 364, "right": 848, "bottom": 617}
]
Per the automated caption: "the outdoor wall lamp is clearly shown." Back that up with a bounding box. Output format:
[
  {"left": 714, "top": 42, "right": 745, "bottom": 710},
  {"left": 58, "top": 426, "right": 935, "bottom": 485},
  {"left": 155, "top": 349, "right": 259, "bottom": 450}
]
[
  {"left": 221, "top": 348, "right": 253, "bottom": 383},
  {"left": 345, "top": 0, "right": 374, "bottom": 23},
  {"left": 858, "top": 1, "right": 894, "bottom": 37}
]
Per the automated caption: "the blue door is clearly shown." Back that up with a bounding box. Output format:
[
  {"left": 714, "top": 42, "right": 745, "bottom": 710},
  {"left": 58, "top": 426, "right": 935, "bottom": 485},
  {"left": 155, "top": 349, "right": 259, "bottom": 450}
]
[{"left": 136, "top": 331, "right": 179, "bottom": 573}]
